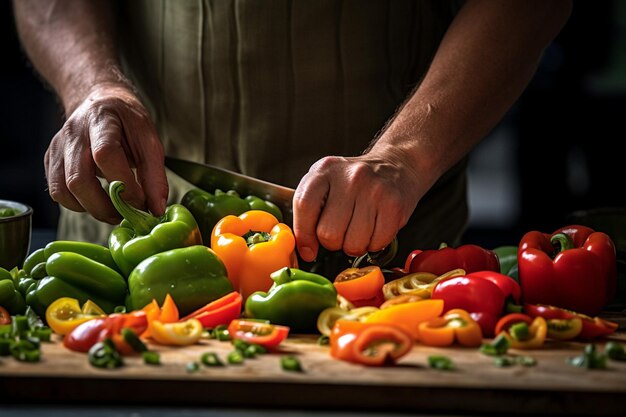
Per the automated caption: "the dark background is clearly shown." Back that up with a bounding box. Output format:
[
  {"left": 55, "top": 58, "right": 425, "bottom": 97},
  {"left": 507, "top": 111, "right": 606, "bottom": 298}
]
[{"left": 2, "top": 1, "right": 626, "bottom": 251}]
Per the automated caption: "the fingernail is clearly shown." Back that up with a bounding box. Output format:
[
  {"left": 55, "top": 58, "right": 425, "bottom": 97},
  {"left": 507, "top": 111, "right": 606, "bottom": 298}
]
[{"left": 299, "top": 246, "right": 314, "bottom": 261}]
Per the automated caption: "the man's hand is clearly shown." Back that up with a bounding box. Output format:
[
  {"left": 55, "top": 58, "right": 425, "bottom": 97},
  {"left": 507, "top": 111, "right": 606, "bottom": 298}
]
[
  {"left": 44, "top": 83, "right": 168, "bottom": 223},
  {"left": 293, "top": 148, "right": 428, "bottom": 262}
]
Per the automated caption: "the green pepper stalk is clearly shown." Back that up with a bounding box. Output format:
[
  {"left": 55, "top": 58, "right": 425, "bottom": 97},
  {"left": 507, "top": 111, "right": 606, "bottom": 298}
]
[
  {"left": 108, "top": 180, "right": 203, "bottom": 277},
  {"left": 244, "top": 267, "right": 337, "bottom": 333}
]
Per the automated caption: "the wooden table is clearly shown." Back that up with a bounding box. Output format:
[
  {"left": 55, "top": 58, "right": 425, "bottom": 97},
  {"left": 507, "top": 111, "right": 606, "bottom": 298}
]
[{"left": 2, "top": 330, "right": 626, "bottom": 416}]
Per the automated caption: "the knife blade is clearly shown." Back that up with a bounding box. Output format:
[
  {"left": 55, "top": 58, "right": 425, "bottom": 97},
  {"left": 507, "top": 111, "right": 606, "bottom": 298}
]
[{"left": 164, "top": 156, "right": 295, "bottom": 225}]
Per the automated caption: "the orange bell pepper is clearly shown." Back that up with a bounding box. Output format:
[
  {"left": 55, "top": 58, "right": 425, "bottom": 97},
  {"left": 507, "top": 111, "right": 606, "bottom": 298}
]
[
  {"left": 363, "top": 299, "right": 444, "bottom": 340},
  {"left": 418, "top": 309, "right": 483, "bottom": 347},
  {"left": 140, "top": 293, "right": 180, "bottom": 338},
  {"left": 333, "top": 266, "right": 385, "bottom": 307},
  {"left": 211, "top": 210, "right": 298, "bottom": 301},
  {"left": 330, "top": 319, "right": 413, "bottom": 366}
]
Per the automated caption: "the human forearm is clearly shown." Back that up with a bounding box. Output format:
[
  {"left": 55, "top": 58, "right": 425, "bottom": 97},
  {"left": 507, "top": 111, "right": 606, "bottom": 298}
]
[
  {"left": 13, "top": 0, "right": 124, "bottom": 114},
  {"left": 370, "top": 0, "right": 572, "bottom": 188}
]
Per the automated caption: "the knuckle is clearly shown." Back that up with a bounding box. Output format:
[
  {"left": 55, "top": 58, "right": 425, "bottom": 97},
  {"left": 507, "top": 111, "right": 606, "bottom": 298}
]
[
  {"left": 310, "top": 155, "right": 343, "bottom": 172},
  {"left": 316, "top": 227, "right": 343, "bottom": 251},
  {"left": 92, "top": 139, "right": 123, "bottom": 166},
  {"left": 65, "top": 172, "right": 89, "bottom": 195}
]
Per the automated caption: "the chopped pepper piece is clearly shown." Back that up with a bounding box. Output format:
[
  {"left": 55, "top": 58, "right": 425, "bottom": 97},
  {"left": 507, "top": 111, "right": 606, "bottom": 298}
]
[
  {"left": 500, "top": 316, "right": 547, "bottom": 350},
  {"left": 418, "top": 309, "right": 483, "bottom": 347},
  {"left": 363, "top": 299, "right": 443, "bottom": 340},
  {"left": 330, "top": 319, "right": 413, "bottom": 366},
  {"left": 333, "top": 266, "right": 385, "bottom": 307}
]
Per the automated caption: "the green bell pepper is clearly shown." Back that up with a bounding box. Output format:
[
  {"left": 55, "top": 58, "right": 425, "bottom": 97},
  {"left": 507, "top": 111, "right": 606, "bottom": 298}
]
[
  {"left": 22, "top": 248, "right": 46, "bottom": 276},
  {"left": 43, "top": 240, "right": 120, "bottom": 272},
  {"left": 181, "top": 188, "right": 283, "bottom": 245},
  {"left": 493, "top": 245, "right": 519, "bottom": 281},
  {"left": 244, "top": 267, "right": 337, "bottom": 333},
  {"left": 0, "top": 267, "right": 26, "bottom": 314},
  {"left": 108, "top": 180, "right": 203, "bottom": 277},
  {"left": 26, "top": 276, "right": 117, "bottom": 319},
  {"left": 23, "top": 251, "right": 127, "bottom": 319},
  {"left": 127, "top": 245, "right": 233, "bottom": 315}
]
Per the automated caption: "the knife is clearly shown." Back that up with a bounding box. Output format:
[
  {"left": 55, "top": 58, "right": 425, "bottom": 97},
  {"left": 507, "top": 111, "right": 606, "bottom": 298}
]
[{"left": 164, "top": 156, "right": 295, "bottom": 225}]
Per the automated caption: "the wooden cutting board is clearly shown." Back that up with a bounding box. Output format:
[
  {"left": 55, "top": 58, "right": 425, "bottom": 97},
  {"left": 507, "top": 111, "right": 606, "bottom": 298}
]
[{"left": 2, "top": 331, "right": 626, "bottom": 416}]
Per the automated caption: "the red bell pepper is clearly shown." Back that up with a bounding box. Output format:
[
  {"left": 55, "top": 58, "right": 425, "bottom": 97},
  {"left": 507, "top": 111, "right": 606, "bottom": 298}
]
[
  {"left": 180, "top": 291, "right": 242, "bottom": 328},
  {"left": 431, "top": 271, "right": 521, "bottom": 337},
  {"left": 63, "top": 310, "right": 148, "bottom": 355},
  {"left": 406, "top": 243, "right": 499, "bottom": 276},
  {"left": 518, "top": 225, "right": 616, "bottom": 316},
  {"left": 523, "top": 303, "right": 618, "bottom": 340}
]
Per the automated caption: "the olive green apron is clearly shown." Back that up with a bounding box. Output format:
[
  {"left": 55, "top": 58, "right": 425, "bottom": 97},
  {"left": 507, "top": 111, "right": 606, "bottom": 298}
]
[{"left": 58, "top": 0, "right": 468, "bottom": 262}]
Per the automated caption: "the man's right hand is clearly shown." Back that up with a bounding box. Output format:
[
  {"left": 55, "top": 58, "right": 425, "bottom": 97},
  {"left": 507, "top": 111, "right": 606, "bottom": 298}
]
[{"left": 44, "top": 83, "right": 169, "bottom": 224}]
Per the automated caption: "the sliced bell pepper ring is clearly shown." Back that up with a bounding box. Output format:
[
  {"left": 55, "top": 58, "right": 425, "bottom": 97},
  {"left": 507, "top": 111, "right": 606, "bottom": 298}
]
[
  {"left": 180, "top": 291, "right": 242, "bottom": 328},
  {"left": 316, "top": 306, "right": 380, "bottom": 336},
  {"left": 494, "top": 313, "right": 533, "bottom": 336},
  {"left": 45, "top": 297, "right": 106, "bottom": 336},
  {"left": 380, "top": 294, "right": 426, "bottom": 309},
  {"left": 362, "top": 299, "right": 444, "bottom": 340},
  {"left": 523, "top": 303, "right": 618, "bottom": 340},
  {"left": 330, "top": 319, "right": 413, "bottom": 366},
  {"left": 227, "top": 319, "right": 289, "bottom": 350},
  {"left": 545, "top": 317, "right": 583, "bottom": 340},
  {"left": 418, "top": 309, "right": 483, "bottom": 347},
  {"left": 381, "top": 269, "right": 465, "bottom": 301},
  {"left": 500, "top": 316, "right": 547, "bottom": 350},
  {"left": 333, "top": 266, "right": 385, "bottom": 307}
]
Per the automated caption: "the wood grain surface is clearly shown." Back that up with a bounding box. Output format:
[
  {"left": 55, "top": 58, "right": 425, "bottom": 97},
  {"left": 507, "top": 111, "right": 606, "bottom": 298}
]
[{"left": 2, "top": 330, "right": 626, "bottom": 416}]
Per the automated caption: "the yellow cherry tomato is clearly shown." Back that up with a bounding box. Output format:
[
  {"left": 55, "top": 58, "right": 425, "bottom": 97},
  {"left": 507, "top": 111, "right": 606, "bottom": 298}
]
[
  {"left": 150, "top": 318, "right": 203, "bottom": 346},
  {"left": 45, "top": 297, "right": 106, "bottom": 336}
]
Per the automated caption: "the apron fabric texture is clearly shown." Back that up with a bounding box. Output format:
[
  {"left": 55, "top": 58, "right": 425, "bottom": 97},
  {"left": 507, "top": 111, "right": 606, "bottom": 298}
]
[{"left": 58, "top": 0, "right": 468, "bottom": 263}]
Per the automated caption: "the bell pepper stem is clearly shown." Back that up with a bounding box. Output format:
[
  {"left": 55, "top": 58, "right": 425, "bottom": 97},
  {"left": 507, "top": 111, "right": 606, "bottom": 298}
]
[
  {"left": 505, "top": 300, "right": 523, "bottom": 314},
  {"left": 550, "top": 233, "right": 574, "bottom": 256},
  {"left": 270, "top": 267, "right": 293, "bottom": 286},
  {"left": 109, "top": 181, "right": 160, "bottom": 235}
]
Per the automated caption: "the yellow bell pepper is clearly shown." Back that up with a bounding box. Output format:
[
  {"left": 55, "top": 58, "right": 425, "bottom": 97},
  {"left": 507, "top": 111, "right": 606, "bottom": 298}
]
[
  {"left": 418, "top": 308, "right": 483, "bottom": 347},
  {"left": 211, "top": 210, "right": 298, "bottom": 301},
  {"left": 501, "top": 316, "right": 548, "bottom": 349}
]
